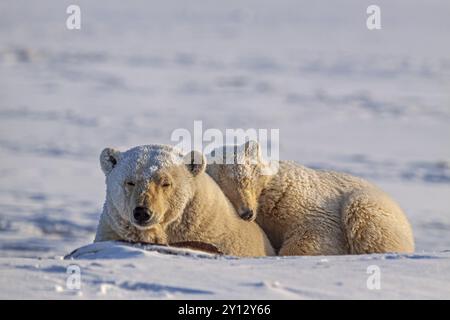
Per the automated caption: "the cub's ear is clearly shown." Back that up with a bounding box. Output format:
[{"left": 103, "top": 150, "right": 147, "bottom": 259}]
[
  {"left": 100, "top": 148, "right": 121, "bottom": 176},
  {"left": 243, "top": 140, "right": 261, "bottom": 160},
  {"left": 184, "top": 150, "right": 206, "bottom": 177}
]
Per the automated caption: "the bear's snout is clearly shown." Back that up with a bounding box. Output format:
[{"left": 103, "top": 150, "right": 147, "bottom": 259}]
[
  {"left": 240, "top": 209, "right": 255, "bottom": 221},
  {"left": 133, "top": 206, "right": 152, "bottom": 225}
]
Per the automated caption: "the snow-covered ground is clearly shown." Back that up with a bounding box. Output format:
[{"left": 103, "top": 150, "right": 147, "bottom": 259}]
[{"left": 0, "top": 0, "right": 449, "bottom": 299}]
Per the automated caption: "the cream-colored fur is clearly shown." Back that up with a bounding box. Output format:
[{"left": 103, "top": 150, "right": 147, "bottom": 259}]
[
  {"left": 206, "top": 141, "right": 414, "bottom": 255},
  {"left": 94, "top": 144, "right": 275, "bottom": 257}
]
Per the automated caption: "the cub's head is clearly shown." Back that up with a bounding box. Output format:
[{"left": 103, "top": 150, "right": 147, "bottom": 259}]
[
  {"left": 206, "top": 141, "right": 272, "bottom": 222},
  {"left": 100, "top": 144, "right": 206, "bottom": 230}
]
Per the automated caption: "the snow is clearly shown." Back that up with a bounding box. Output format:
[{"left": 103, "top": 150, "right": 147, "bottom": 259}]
[
  {"left": 1, "top": 241, "right": 449, "bottom": 299},
  {"left": 0, "top": 0, "right": 449, "bottom": 299}
]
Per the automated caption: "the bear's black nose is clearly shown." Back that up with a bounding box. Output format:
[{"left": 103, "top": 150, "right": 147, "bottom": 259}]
[
  {"left": 133, "top": 206, "right": 151, "bottom": 224},
  {"left": 240, "top": 209, "right": 254, "bottom": 221}
]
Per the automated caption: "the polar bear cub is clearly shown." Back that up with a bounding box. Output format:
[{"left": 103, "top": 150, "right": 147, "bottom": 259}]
[
  {"left": 94, "top": 144, "right": 275, "bottom": 257},
  {"left": 206, "top": 141, "right": 414, "bottom": 255}
]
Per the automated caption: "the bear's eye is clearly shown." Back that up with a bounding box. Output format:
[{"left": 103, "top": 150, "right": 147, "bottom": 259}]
[
  {"left": 126, "top": 181, "right": 135, "bottom": 187},
  {"left": 161, "top": 181, "right": 171, "bottom": 188}
]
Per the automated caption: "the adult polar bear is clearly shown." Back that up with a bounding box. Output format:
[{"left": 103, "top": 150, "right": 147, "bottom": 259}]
[
  {"left": 94, "top": 144, "right": 275, "bottom": 257},
  {"left": 206, "top": 141, "right": 414, "bottom": 255}
]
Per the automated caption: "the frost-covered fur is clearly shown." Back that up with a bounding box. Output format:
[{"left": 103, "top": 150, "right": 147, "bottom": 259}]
[
  {"left": 94, "top": 144, "right": 275, "bottom": 257},
  {"left": 206, "top": 141, "right": 415, "bottom": 255}
]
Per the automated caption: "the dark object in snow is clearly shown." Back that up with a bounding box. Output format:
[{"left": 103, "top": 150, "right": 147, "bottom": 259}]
[{"left": 128, "top": 240, "right": 224, "bottom": 255}]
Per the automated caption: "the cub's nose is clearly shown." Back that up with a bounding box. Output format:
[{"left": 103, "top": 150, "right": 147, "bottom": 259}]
[
  {"left": 133, "top": 206, "right": 151, "bottom": 224},
  {"left": 240, "top": 209, "right": 255, "bottom": 221}
]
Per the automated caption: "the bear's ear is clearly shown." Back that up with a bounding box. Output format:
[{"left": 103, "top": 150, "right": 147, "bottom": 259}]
[
  {"left": 184, "top": 150, "right": 206, "bottom": 177},
  {"left": 243, "top": 140, "right": 261, "bottom": 160},
  {"left": 100, "top": 148, "right": 121, "bottom": 176}
]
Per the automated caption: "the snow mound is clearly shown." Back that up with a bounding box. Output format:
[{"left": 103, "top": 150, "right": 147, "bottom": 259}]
[{"left": 65, "top": 241, "right": 224, "bottom": 260}]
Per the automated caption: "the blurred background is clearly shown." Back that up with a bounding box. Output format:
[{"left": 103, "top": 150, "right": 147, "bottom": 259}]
[{"left": 0, "top": 0, "right": 449, "bottom": 257}]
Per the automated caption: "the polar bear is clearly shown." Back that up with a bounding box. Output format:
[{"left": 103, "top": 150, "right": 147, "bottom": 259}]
[
  {"left": 206, "top": 141, "right": 415, "bottom": 255},
  {"left": 94, "top": 144, "right": 275, "bottom": 257}
]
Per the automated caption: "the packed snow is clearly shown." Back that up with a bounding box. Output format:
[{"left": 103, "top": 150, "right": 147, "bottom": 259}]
[{"left": 0, "top": 0, "right": 449, "bottom": 299}]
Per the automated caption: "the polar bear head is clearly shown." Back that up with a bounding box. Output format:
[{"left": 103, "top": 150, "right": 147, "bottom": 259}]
[
  {"left": 206, "top": 141, "right": 272, "bottom": 222},
  {"left": 100, "top": 144, "right": 206, "bottom": 231}
]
